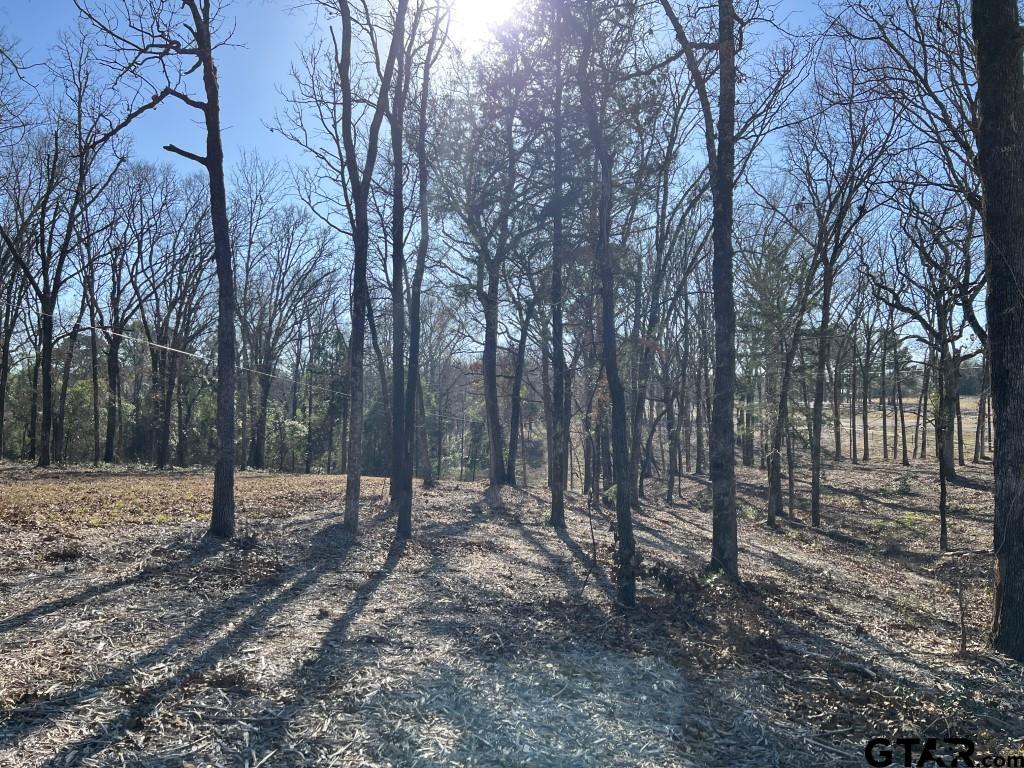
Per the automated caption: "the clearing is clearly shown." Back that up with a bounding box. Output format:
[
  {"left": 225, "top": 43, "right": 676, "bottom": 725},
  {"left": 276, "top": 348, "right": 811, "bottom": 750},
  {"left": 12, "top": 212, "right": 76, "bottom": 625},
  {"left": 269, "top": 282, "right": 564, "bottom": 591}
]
[{"left": 0, "top": 462, "right": 1021, "bottom": 767}]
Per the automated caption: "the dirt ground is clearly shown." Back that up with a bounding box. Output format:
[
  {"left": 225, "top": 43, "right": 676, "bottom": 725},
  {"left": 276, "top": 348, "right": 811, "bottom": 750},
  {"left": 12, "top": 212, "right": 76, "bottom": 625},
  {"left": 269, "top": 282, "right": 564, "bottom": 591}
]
[{"left": 1, "top": 459, "right": 1021, "bottom": 767}]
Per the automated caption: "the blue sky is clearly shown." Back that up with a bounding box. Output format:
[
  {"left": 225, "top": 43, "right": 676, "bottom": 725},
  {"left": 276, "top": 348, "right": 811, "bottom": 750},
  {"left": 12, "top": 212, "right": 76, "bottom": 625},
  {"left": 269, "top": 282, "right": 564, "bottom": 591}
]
[
  {"left": 1, "top": 0, "right": 816, "bottom": 173},
  {"left": 1, "top": 0, "right": 316, "bottom": 171}
]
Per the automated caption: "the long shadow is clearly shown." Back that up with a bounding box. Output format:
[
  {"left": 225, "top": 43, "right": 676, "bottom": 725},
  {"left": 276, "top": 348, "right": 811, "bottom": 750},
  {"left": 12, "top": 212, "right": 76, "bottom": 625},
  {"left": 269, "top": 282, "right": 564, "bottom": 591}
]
[
  {"left": 30, "top": 524, "right": 362, "bottom": 766},
  {"left": 2, "top": 512, "right": 381, "bottom": 761},
  {"left": 256, "top": 506, "right": 518, "bottom": 757},
  {"left": 255, "top": 536, "right": 414, "bottom": 755},
  {"left": 948, "top": 474, "right": 992, "bottom": 492},
  {"left": 0, "top": 532, "right": 221, "bottom": 633}
]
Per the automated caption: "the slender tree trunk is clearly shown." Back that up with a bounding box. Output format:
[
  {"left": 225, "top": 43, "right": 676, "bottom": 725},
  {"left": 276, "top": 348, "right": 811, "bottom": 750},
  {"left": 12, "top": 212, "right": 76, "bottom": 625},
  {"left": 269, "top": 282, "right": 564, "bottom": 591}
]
[
  {"left": 481, "top": 266, "right": 507, "bottom": 487},
  {"left": 199, "top": 34, "right": 238, "bottom": 538},
  {"left": 956, "top": 391, "right": 965, "bottom": 466},
  {"left": 975, "top": 357, "right": 987, "bottom": 462},
  {"left": 37, "top": 301, "right": 56, "bottom": 467},
  {"left": 579, "top": 29, "right": 636, "bottom": 605},
  {"left": 665, "top": 389, "right": 678, "bottom": 503},
  {"left": 390, "top": 7, "right": 411, "bottom": 536},
  {"left": 881, "top": 331, "right": 889, "bottom": 460},
  {"left": 830, "top": 359, "right": 842, "bottom": 460},
  {"left": 249, "top": 374, "right": 272, "bottom": 469},
  {"left": 695, "top": 364, "right": 706, "bottom": 475},
  {"left": 54, "top": 303, "right": 86, "bottom": 463},
  {"left": 850, "top": 365, "right": 858, "bottom": 465},
  {"left": 786, "top": 425, "right": 796, "bottom": 519},
  {"left": 156, "top": 356, "right": 177, "bottom": 470},
  {"left": 345, "top": 217, "right": 370, "bottom": 532},
  {"left": 939, "top": 350, "right": 958, "bottom": 479},
  {"left": 88, "top": 309, "right": 101, "bottom": 466},
  {"left": 861, "top": 352, "right": 870, "bottom": 461},
  {"left": 103, "top": 335, "right": 121, "bottom": 463},
  {"left": 916, "top": 356, "right": 931, "bottom": 459},
  {"left": 922, "top": 358, "right": 931, "bottom": 459},
  {"left": 549, "top": 19, "right": 569, "bottom": 528},
  {"left": 810, "top": 263, "right": 835, "bottom": 527},
  {"left": 742, "top": 389, "right": 754, "bottom": 467},
  {"left": 416, "top": 382, "right": 434, "bottom": 488},
  {"left": 897, "top": 372, "right": 909, "bottom": 466},
  {"left": 0, "top": 339, "right": 10, "bottom": 460},
  {"left": 505, "top": 303, "right": 533, "bottom": 485}
]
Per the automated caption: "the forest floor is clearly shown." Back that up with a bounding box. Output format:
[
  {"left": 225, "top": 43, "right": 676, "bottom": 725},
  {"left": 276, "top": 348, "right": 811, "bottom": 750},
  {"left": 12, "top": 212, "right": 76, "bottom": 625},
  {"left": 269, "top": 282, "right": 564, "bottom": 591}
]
[{"left": 0, "top": 459, "right": 1022, "bottom": 767}]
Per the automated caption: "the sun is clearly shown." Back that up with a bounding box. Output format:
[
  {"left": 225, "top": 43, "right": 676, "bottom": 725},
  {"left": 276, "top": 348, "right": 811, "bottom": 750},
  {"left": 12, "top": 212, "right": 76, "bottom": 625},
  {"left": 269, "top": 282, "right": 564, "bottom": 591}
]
[{"left": 449, "top": 0, "right": 521, "bottom": 49}]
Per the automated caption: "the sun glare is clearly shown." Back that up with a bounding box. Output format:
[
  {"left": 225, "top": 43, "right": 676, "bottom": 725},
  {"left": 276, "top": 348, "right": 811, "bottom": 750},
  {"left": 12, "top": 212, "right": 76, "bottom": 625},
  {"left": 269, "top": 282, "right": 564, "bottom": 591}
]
[{"left": 450, "top": 0, "right": 520, "bottom": 49}]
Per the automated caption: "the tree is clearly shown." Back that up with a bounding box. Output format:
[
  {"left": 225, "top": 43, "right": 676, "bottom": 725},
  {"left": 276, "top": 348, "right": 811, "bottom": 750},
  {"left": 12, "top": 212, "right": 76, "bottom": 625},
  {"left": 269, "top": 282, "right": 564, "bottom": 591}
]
[
  {"left": 4, "top": 38, "right": 120, "bottom": 468},
  {"left": 281, "top": 0, "right": 409, "bottom": 532},
  {"left": 971, "top": 0, "right": 1024, "bottom": 660},
  {"left": 437, "top": 30, "right": 541, "bottom": 489},
  {"left": 783, "top": 44, "right": 898, "bottom": 528},
  {"left": 575, "top": 0, "right": 639, "bottom": 605},
  {"left": 78, "top": 0, "right": 242, "bottom": 537},
  {"left": 660, "top": 0, "right": 740, "bottom": 579}
]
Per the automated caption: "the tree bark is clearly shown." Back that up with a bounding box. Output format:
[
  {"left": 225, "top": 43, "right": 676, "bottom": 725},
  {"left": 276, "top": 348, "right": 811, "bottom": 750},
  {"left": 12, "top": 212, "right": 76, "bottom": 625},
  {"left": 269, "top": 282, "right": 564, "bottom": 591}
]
[
  {"left": 810, "top": 262, "right": 835, "bottom": 527},
  {"left": 972, "top": 0, "right": 1024, "bottom": 659},
  {"left": 549, "top": 27, "right": 569, "bottom": 528},
  {"left": 505, "top": 302, "right": 534, "bottom": 485},
  {"left": 481, "top": 264, "right": 507, "bottom": 487},
  {"left": 37, "top": 300, "right": 56, "bottom": 467}
]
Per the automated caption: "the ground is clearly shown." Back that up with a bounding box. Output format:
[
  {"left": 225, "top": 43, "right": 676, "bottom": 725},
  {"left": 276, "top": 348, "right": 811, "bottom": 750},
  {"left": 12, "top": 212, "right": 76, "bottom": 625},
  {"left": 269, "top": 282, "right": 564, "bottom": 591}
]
[{"left": 0, "top": 460, "right": 1021, "bottom": 767}]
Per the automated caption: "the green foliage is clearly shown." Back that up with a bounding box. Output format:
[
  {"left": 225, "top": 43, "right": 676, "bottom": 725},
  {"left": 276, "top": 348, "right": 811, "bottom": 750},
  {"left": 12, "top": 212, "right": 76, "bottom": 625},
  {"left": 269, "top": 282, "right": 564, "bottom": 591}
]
[{"left": 896, "top": 473, "right": 913, "bottom": 496}]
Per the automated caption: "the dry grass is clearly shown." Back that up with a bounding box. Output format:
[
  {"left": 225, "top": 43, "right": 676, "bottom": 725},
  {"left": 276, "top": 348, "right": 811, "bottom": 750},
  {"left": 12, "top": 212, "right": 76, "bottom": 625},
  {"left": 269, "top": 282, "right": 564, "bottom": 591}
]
[{"left": 0, "top": 458, "right": 1020, "bottom": 767}]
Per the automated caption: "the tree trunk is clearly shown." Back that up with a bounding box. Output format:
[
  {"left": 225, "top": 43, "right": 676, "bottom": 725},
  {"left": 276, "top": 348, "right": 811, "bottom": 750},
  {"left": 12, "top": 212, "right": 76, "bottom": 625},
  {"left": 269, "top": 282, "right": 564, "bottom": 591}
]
[
  {"left": 881, "top": 330, "right": 889, "bottom": 460},
  {"left": 975, "top": 358, "right": 987, "bottom": 462},
  {"left": 695, "top": 364, "right": 705, "bottom": 475},
  {"left": 861, "top": 353, "right": 870, "bottom": 461},
  {"left": 665, "top": 390, "right": 678, "bottom": 503},
  {"left": 956, "top": 390, "right": 965, "bottom": 466},
  {"left": 578, "top": 31, "right": 636, "bottom": 606},
  {"left": 155, "top": 356, "right": 177, "bottom": 470},
  {"left": 549, "top": 19, "right": 569, "bottom": 528},
  {"left": 390, "top": 7, "right": 411, "bottom": 536},
  {"left": 103, "top": 334, "right": 122, "bottom": 463},
  {"left": 344, "top": 216, "right": 370, "bottom": 532},
  {"left": 810, "top": 263, "right": 835, "bottom": 527},
  {"left": 199, "top": 32, "right": 237, "bottom": 539},
  {"left": 89, "top": 309, "right": 101, "bottom": 466},
  {"left": 54, "top": 304, "right": 85, "bottom": 463},
  {"left": 830, "top": 359, "right": 842, "bottom": 460},
  {"left": 481, "top": 265, "right": 507, "bottom": 486},
  {"left": 850, "top": 364, "right": 857, "bottom": 465},
  {"left": 786, "top": 425, "right": 796, "bottom": 519},
  {"left": 0, "top": 338, "right": 10, "bottom": 460},
  {"left": 505, "top": 302, "right": 533, "bottom": 485},
  {"left": 37, "top": 301, "right": 56, "bottom": 467},
  {"left": 939, "top": 351, "right": 958, "bottom": 479},
  {"left": 915, "top": 356, "right": 929, "bottom": 459},
  {"left": 742, "top": 389, "right": 754, "bottom": 467},
  {"left": 897, "top": 371, "right": 909, "bottom": 466},
  {"left": 27, "top": 351, "right": 39, "bottom": 460},
  {"left": 416, "top": 381, "right": 434, "bottom": 488},
  {"left": 249, "top": 373, "right": 272, "bottom": 469},
  {"left": 973, "top": 0, "right": 1024, "bottom": 658}
]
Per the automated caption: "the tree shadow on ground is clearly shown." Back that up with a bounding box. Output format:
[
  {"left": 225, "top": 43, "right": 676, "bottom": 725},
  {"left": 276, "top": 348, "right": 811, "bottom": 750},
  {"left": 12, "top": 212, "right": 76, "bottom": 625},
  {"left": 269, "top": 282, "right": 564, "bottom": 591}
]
[
  {"left": 0, "top": 510, "right": 392, "bottom": 764},
  {"left": 0, "top": 530, "right": 221, "bottom": 634}
]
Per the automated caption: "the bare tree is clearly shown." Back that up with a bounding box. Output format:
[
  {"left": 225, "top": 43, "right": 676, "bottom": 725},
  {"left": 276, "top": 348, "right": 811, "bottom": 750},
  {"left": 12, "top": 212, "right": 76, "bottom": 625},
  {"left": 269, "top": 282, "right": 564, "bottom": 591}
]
[
  {"left": 78, "top": 0, "right": 242, "bottom": 537},
  {"left": 280, "top": 0, "right": 409, "bottom": 532}
]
